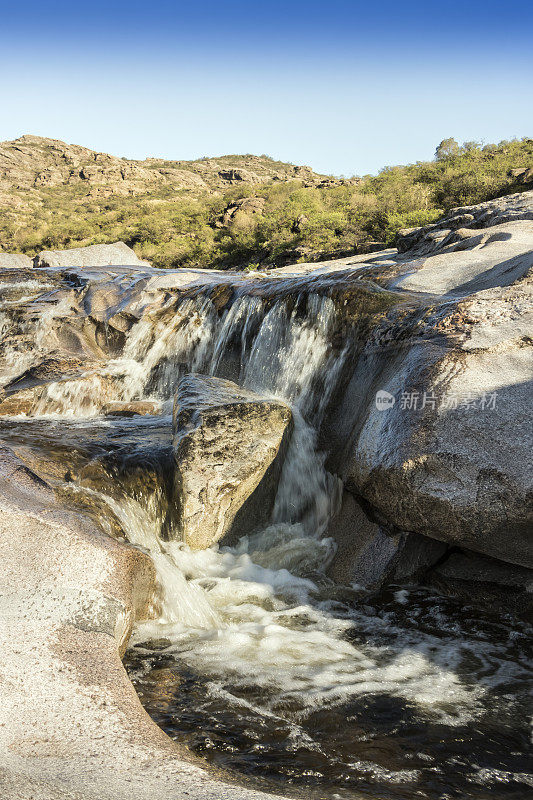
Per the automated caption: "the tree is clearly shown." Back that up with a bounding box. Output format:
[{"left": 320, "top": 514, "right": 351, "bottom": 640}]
[
  {"left": 435, "top": 138, "right": 461, "bottom": 161},
  {"left": 462, "top": 140, "right": 482, "bottom": 153}
]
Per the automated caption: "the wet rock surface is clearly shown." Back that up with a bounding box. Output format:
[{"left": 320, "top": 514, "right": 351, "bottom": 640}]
[
  {"left": 102, "top": 400, "right": 163, "bottom": 416},
  {"left": 173, "top": 374, "right": 293, "bottom": 549},
  {"left": 428, "top": 549, "right": 533, "bottom": 615}
]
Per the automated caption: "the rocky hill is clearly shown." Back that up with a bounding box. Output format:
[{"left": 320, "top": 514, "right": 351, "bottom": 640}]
[{"left": 0, "top": 134, "right": 333, "bottom": 199}]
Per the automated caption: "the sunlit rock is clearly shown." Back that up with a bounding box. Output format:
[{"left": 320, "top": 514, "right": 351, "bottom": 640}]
[
  {"left": 0, "top": 370, "right": 121, "bottom": 417},
  {"left": 102, "top": 400, "right": 162, "bottom": 417},
  {"left": 344, "top": 272, "right": 533, "bottom": 568},
  {"left": 173, "top": 374, "right": 292, "bottom": 549},
  {"left": 0, "top": 251, "right": 32, "bottom": 268},
  {"left": 33, "top": 240, "right": 151, "bottom": 268}
]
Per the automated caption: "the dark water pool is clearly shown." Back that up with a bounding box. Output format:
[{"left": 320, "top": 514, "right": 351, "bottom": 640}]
[{"left": 126, "top": 586, "right": 533, "bottom": 800}]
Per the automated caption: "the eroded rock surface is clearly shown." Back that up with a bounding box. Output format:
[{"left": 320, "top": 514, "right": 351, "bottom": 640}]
[
  {"left": 102, "top": 400, "right": 162, "bottom": 417},
  {"left": 173, "top": 374, "right": 292, "bottom": 549}
]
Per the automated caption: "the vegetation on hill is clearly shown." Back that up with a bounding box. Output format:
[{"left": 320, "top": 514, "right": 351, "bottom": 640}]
[{"left": 0, "top": 137, "right": 531, "bottom": 269}]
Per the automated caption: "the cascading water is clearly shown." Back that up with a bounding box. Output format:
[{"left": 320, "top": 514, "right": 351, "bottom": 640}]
[{"left": 0, "top": 278, "right": 531, "bottom": 799}]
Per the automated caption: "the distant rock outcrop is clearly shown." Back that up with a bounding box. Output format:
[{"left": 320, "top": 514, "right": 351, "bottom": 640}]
[
  {"left": 33, "top": 241, "right": 151, "bottom": 268},
  {"left": 215, "top": 196, "right": 266, "bottom": 228},
  {"left": 0, "top": 252, "right": 32, "bottom": 268},
  {"left": 0, "top": 135, "right": 329, "bottom": 199},
  {"left": 509, "top": 166, "right": 533, "bottom": 185}
]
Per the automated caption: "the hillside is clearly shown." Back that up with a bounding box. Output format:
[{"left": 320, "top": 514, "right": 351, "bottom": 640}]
[
  {"left": 0, "top": 134, "right": 335, "bottom": 196},
  {"left": 0, "top": 134, "right": 531, "bottom": 269}
]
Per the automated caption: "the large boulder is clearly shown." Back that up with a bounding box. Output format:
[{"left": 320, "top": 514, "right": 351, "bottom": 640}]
[
  {"left": 33, "top": 240, "right": 151, "bottom": 269},
  {"left": 336, "top": 198, "right": 533, "bottom": 571},
  {"left": 0, "top": 251, "right": 33, "bottom": 268},
  {"left": 173, "top": 374, "right": 292, "bottom": 549},
  {"left": 509, "top": 166, "right": 533, "bottom": 185}
]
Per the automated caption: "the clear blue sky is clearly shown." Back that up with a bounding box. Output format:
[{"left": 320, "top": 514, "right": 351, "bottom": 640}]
[{"left": 0, "top": 0, "right": 531, "bottom": 176}]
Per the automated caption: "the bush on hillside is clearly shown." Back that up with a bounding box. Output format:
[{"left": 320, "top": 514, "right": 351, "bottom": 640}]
[{"left": 1, "top": 137, "right": 531, "bottom": 269}]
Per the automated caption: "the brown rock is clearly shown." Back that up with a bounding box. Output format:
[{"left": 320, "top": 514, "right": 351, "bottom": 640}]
[
  {"left": 0, "top": 391, "right": 36, "bottom": 416},
  {"left": 173, "top": 374, "right": 293, "bottom": 549},
  {"left": 102, "top": 400, "right": 162, "bottom": 417}
]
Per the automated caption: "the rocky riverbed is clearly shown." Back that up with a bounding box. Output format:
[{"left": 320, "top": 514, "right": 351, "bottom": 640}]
[{"left": 0, "top": 190, "right": 531, "bottom": 799}]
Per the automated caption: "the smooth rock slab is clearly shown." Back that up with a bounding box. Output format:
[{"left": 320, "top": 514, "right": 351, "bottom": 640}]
[
  {"left": 33, "top": 241, "right": 151, "bottom": 269},
  {"left": 173, "top": 374, "right": 292, "bottom": 549},
  {"left": 0, "top": 446, "right": 289, "bottom": 800},
  {"left": 345, "top": 277, "right": 533, "bottom": 568},
  {"left": 0, "top": 252, "right": 33, "bottom": 268}
]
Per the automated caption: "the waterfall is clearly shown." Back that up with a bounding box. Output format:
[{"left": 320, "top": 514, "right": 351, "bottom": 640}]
[
  {"left": 0, "top": 296, "right": 73, "bottom": 391},
  {"left": 114, "top": 290, "right": 346, "bottom": 418},
  {"left": 106, "top": 288, "right": 348, "bottom": 564},
  {"left": 2, "top": 272, "right": 530, "bottom": 796},
  {"left": 12, "top": 287, "right": 348, "bottom": 427},
  {"left": 46, "top": 288, "right": 483, "bottom": 725},
  {"left": 0, "top": 276, "right": 511, "bottom": 736}
]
